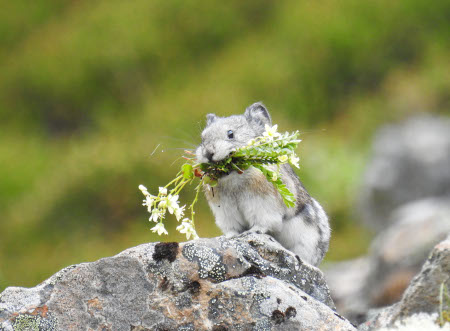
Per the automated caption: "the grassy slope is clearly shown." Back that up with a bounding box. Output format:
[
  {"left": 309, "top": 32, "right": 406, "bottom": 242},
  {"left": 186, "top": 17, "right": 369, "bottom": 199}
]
[{"left": 0, "top": 0, "right": 449, "bottom": 290}]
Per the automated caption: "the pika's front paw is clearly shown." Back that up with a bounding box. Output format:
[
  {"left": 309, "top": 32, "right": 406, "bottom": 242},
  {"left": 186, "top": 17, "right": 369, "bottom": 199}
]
[
  {"left": 224, "top": 231, "right": 239, "bottom": 239},
  {"left": 237, "top": 227, "right": 268, "bottom": 237}
]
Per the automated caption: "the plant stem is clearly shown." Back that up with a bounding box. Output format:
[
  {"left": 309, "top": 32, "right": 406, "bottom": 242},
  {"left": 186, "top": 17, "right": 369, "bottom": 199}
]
[
  {"left": 166, "top": 173, "right": 183, "bottom": 190},
  {"left": 440, "top": 283, "right": 445, "bottom": 326},
  {"left": 231, "top": 162, "right": 243, "bottom": 173},
  {"left": 172, "top": 178, "right": 191, "bottom": 196},
  {"left": 189, "top": 180, "right": 203, "bottom": 225}
]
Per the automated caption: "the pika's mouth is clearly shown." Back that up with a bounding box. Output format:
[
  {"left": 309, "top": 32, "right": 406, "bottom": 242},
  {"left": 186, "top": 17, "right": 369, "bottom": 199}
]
[{"left": 205, "top": 151, "right": 233, "bottom": 164}]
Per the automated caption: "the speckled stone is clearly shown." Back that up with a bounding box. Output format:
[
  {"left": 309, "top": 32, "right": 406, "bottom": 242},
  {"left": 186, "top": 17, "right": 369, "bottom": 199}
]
[
  {"left": 359, "top": 235, "right": 450, "bottom": 330},
  {"left": 0, "top": 233, "right": 355, "bottom": 331}
]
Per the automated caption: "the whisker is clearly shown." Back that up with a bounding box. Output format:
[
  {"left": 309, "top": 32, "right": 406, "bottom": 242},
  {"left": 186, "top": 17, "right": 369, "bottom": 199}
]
[
  {"left": 159, "top": 135, "right": 197, "bottom": 148},
  {"left": 167, "top": 147, "right": 195, "bottom": 151},
  {"left": 162, "top": 147, "right": 195, "bottom": 152},
  {"left": 174, "top": 127, "right": 200, "bottom": 144},
  {"left": 149, "top": 144, "right": 161, "bottom": 158},
  {"left": 197, "top": 121, "right": 205, "bottom": 134},
  {"left": 169, "top": 155, "right": 195, "bottom": 167}
]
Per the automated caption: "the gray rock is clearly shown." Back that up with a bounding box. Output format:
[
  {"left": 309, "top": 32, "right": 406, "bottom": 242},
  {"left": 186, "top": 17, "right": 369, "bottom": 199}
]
[
  {"left": 359, "top": 235, "right": 450, "bottom": 330},
  {"left": 323, "top": 257, "right": 371, "bottom": 325},
  {"left": 364, "top": 197, "right": 450, "bottom": 308},
  {"left": 0, "top": 233, "right": 355, "bottom": 331},
  {"left": 359, "top": 115, "right": 450, "bottom": 231},
  {"left": 325, "top": 197, "right": 450, "bottom": 324}
]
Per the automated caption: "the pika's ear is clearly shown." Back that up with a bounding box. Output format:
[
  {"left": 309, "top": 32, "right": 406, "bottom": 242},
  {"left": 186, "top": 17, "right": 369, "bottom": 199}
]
[
  {"left": 206, "top": 113, "right": 217, "bottom": 126},
  {"left": 244, "top": 102, "right": 271, "bottom": 127}
]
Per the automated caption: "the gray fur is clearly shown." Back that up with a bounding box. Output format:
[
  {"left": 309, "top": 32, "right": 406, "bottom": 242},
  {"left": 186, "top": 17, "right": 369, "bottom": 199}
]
[
  {"left": 244, "top": 102, "right": 272, "bottom": 129},
  {"left": 196, "top": 102, "right": 330, "bottom": 266},
  {"left": 206, "top": 113, "right": 217, "bottom": 126}
]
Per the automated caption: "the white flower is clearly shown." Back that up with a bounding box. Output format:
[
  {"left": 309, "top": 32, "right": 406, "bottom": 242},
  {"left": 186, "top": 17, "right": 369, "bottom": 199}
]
[
  {"left": 271, "top": 172, "right": 278, "bottom": 181},
  {"left": 159, "top": 187, "right": 168, "bottom": 195},
  {"left": 139, "top": 184, "right": 149, "bottom": 196},
  {"left": 278, "top": 155, "right": 288, "bottom": 163},
  {"left": 176, "top": 219, "right": 199, "bottom": 240},
  {"left": 263, "top": 124, "right": 281, "bottom": 141},
  {"left": 149, "top": 209, "right": 163, "bottom": 223},
  {"left": 175, "top": 205, "right": 185, "bottom": 221},
  {"left": 166, "top": 194, "right": 180, "bottom": 214},
  {"left": 289, "top": 155, "right": 300, "bottom": 168},
  {"left": 158, "top": 199, "right": 167, "bottom": 209},
  {"left": 143, "top": 195, "right": 155, "bottom": 212},
  {"left": 151, "top": 222, "right": 168, "bottom": 236}
]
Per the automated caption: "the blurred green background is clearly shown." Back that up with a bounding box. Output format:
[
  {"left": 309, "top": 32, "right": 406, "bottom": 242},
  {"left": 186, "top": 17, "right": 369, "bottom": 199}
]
[{"left": 0, "top": 0, "right": 449, "bottom": 292}]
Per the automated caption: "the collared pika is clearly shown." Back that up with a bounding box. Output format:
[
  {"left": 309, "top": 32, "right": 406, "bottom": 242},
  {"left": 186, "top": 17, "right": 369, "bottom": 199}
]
[{"left": 196, "top": 102, "right": 330, "bottom": 266}]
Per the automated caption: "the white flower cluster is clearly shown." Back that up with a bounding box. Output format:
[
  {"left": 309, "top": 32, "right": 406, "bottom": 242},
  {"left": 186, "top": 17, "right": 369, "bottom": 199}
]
[
  {"left": 137, "top": 123, "right": 302, "bottom": 238},
  {"left": 262, "top": 123, "right": 281, "bottom": 140},
  {"left": 378, "top": 313, "right": 449, "bottom": 331},
  {"left": 139, "top": 184, "right": 198, "bottom": 239},
  {"left": 247, "top": 124, "right": 301, "bottom": 169},
  {"left": 176, "top": 219, "right": 199, "bottom": 240},
  {"left": 278, "top": 153, "right": 300, "bottom": 169}
]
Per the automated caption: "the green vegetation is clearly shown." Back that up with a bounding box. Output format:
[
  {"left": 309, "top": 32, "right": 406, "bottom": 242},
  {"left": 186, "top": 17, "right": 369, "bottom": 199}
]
[
  {"left": 0, "top": 0, "right": 448, "bottom": 292},
  {"left": 139, "top": 126, "right": 302, "bottom": 239},
  {"left": 439, "top": 283, "right": 450, "bottom": 327}
]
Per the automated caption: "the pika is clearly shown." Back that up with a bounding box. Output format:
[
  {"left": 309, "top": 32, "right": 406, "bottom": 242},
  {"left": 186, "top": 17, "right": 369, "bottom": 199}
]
[{"left": 196, "top": 102, "right": 330, "bottom": 266}]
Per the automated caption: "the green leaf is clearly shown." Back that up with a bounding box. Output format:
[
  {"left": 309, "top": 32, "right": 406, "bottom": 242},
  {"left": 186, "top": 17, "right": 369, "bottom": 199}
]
[
  {"left": 203, "top": 175, "right": 212, "bottom": 184},
  {"left": 182, "top": 163, "right": 194, "bottom": 179},
  {"left": 204, "top": 175, "right": 218, "bottom": 187},
  {"left": 197, "top": 129, "right": 301, "bottom": 207},
  {"left": 252, "top": 164, "right": 296, "bottom": 208}
]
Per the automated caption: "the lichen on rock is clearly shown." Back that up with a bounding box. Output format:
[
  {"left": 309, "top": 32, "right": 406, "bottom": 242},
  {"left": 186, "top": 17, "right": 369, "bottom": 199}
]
[{"left": 0, "top": 233, "right": 354, "bottom": 330}]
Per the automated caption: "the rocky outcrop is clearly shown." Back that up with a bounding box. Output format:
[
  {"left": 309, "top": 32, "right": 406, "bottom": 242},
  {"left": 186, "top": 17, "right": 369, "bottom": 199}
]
[
  {"left": 364, "top": 197, "right": 450, "bottom": 308},
  {"left": 0, "top": 233, "right": 355, "bottom": 331},
  {"left": 359, "top": 115, "right": 450, "bottom": 232},
  {"left": 359, "top": 235, "right": 450, "bottom": 330},
  {"left": 326, "top": 115, "right": 450, "bottom": 324},
  {"left": 325, "top": 197, "right": 450, "bottom": 324},
  {"left": 323, "top": 257, "right": 371, "bottom": 325}
]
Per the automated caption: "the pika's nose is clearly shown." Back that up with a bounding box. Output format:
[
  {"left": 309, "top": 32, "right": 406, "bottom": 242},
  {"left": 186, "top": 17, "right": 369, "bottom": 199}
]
[{"left": 205, "top": 151, "right": 214, "bottom": 162}]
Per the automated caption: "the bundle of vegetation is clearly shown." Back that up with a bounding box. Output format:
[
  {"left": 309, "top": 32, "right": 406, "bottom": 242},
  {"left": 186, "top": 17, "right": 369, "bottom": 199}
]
[{"left": 139, "top": 124, "right": 301, "bottom": 239}]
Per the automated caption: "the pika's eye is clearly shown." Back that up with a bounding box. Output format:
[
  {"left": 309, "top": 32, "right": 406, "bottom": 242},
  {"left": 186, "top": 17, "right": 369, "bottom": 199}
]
[{"left": 227, "top": 130, "right": 234, "bottom": 139}]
